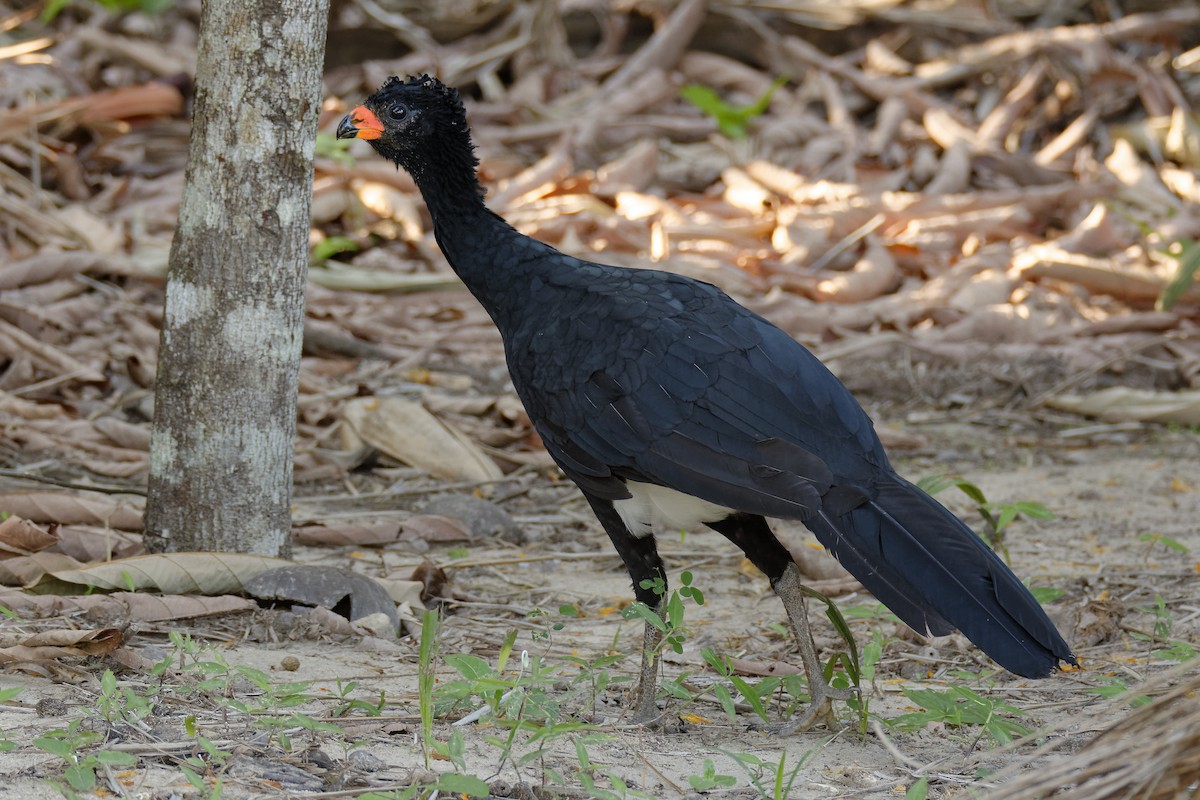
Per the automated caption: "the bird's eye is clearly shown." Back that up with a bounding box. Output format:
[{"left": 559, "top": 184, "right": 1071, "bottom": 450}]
[{"left": 387, "top": 103, "right": 407, "bottom": 121}]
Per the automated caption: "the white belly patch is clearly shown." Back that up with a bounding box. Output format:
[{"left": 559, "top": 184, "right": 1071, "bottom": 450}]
[{"left": 613, "top": 481, "right": 734, "bottom": 538}]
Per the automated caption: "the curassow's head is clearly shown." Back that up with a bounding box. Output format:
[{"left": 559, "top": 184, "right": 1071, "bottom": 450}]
[{"left": 337, "top": 74, "right": 479, "bottom": 195}]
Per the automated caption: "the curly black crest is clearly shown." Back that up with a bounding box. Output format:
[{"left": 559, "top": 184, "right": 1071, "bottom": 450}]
[{"left": 363, "top": 73, "right": 483, "bottom": 202}]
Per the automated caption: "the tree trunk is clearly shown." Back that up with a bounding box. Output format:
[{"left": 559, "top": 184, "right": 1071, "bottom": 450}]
[{"left": 145, "top": 0, "right": 330, "bottom": 555}]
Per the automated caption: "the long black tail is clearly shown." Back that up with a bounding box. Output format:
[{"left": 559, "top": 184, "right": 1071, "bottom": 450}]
[{"left": 805, "top": 474, "right": 1075, "bottom": 678}]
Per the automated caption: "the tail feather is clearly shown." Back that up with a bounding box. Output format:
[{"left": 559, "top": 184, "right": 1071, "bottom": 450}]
[{"left": 806, "top": 475, "right": 1074, "bottom": 678}]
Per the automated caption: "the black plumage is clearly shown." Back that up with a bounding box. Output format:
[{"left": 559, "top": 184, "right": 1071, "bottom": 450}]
[{"left": 338, "top": 75, "right": 1076, "bottom": 731}]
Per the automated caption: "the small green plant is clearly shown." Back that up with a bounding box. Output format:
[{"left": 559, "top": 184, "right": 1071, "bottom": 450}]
[
  {"left": 905, "top": 777, "right": 929, "bottom": 800},
  {"left": 311, "top": 235, "right": 360, "bottom": 265},
  {"left": 719, "top": 746, "right": 819, "bottom": 800},
  {"left": 1089, "top": 676, "right": 1152, "bottom": 708},
  {"left": 1029, "top": 585, "right": 1066, "bottom": 603},
  {"left": 1144, "top": 594, "right": 1173, "bottom": 640},
  {"left": 573, "top": 736, "right": 655, "bottom": 800},
  {"left": 34, "top": 719, "right": 138, "bottom": 798},
  {"left": 331, "top": 679, "right": 386, "bottom": 717},
  {"left": 623, "top": 570, "right": 705, "bottom": 658},
  {"left": 178, "top": 724, "right": 229, "bottom": 799},
  {"left": 688, "top": 758, "right": 738, "bottom": 791},
  {"left": 917, "top": 475, "right": 1054, "bottom": 562},
  {"left": 1139, "top": 532, "right": 1190, "bottom": 558},
  {"left": 701, "top": 648, "right": 780, "bottom": 724},
  {"left": 681, "top": 77, "right": 788, "bottom": 139},
  {"left": 1157, "top": 238, "right": 1200, "bottom": 311},
  {"left": 43, "top": 0, "right": 173, "bottom": 22},
  {"left": 418, "top": 608, "right": 440, "bottom": 770},
  {"left": 1128, "top": 595, "right": 1198, "bottom": 662},
  {"left": 886, "top": 685, "right": 1031, "bottom": 745},
  {"left": 0, "top": 687, "right": 20, "bottom": 753}
]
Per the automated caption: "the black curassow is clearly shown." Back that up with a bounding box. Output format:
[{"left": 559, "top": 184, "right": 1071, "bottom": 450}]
[{"left": 337, "top": 75, "right": 1076, "bottom": 733}]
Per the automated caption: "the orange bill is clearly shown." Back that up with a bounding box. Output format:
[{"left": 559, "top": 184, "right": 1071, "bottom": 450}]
[{"left": 336, "top": 106, "right": 383, "bottom": 140}]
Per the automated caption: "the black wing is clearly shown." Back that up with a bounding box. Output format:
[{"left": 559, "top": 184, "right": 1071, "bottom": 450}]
[{"left": 506, "top": 261, "right": 887, "bottom": 519}]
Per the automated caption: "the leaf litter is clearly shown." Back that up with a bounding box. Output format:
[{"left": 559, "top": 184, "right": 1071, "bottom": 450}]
[{"left": 1, "top": 0, "right": 1200, "bottom": 798}]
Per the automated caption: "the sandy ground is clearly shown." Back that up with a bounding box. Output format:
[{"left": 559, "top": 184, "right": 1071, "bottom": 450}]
[{"left": 2, "top": 420, "right": 1199, "bottom": 799}]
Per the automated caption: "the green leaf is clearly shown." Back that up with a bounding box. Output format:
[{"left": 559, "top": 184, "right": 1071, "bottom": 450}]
[
  {"left": 495, "top": 627, "right": 518, "bottom": 675},
  {"left": 1140, "top": 532, "right": 1190, "bottom": 553},
  {"left": 443, "top": 653, "right": 494, "bottom": 682},
  {"left": 728, "top": 674, "right": 769, "bottom": 722},
  {"left": 994, "top": 506, "right": 1019, "bottom": 532},
  {"left": 64, "top": 763, "right": 97, "bottom": 792},
  {"left": 33, "top": 736, "right": 75, "bottom": 759},
  {"left": 916, "top": 474, "right": 954, "bottom": 495},
  {"left": 951, "top": 478, "right": 988, "bottom": 505},
  {"left": 712, "top": 683, "right": 737, "bottom": 722},
  {"left": 0, "top": 687, "right": 21, "bottom": 702},
  {"left": 1157, "top": 239, "right": 1200, "bottom": 311},
  {"left": 681, "top": 77, "right": 787, "bottom": 139},
  {"left": 435, "top": 772, "right": 491, "bottom": 797},
  {"left": 1011, "top": 501, "right": 1054, "bottom": 520},
  {"left": 905, "top": 777, "right": 929, "bottom": 800},
  {"left": 622, "top": 602, "right": 668, "bottom": 632},
  {"left": 94, "top": 750, "right": 138, "bottom": 766},
  {"left": 1030, "top": 585, "right": 1066, "bottom": 604},
  {"left": 311, "top": 236, "right": 360, "bottom": 265}
]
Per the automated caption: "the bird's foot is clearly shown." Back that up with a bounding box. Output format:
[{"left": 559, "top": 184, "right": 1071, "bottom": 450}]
[{"left": 756, "top": 681, "right": 854, "bottom": 735}]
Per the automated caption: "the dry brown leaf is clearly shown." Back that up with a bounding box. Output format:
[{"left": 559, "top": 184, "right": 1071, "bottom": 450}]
[
  {"left": 0, "top": 251, "right": 112, "bottom": 291},
  {"left": 352, "top": 179, "right": 424, "bottom": 239},
  {"left": 811, "top": 236, "right": 898, "bottom": 304},
  {"left": 400, "top": 514, "right": 471, "bottom": 543},
  {"left": 27, "top": 552, "right": 292, "bottom": 595},
  {"left": 0, "top": 515, "right": 57, "bottom": 555},
  {"left": 92, "top": 417, "right": 152, "bottom": 451},
  {"left": 87, "top": 592, "right": 255, "bottom": 623},
  {"left": 0, "top": 627, "right": 122, "bottom": 664},
  {"left": 54, "top": 525, "right": 143, "bottom": 563},
  {"left": 0, "top": 492, "right": 144, "bottom": 530},
  {"left": 342, "top": 396, "right": 502, "bottom": 483},
  {"left": 592, "top": 139, "right": 659, "bottom": 197},
  {"left": 307, "top": 264, "right": 463, "bottom": 293},
  {"left": 0, "top": 552, "right": 85, "bottom": 587},
  {"left": 0, "top": 317, "right": 105, "bottom": 383},
  {"left": 1015, "top": 243, "right": 1200, "bottom": 304},
  {"left": 1046, "top": 387, "right": 1200, "bottom": 425},
  {"left": 727, "top": 657, "right": 802, "bottom": 677},
  {"left": 293, "top": 523, "right": 401, "bottom": 547}
]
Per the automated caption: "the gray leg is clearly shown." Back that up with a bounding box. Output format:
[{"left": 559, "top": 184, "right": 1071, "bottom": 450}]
[
  {"left": 771, "top": 560, "right": 853, "bottom": 734},
  {"left": 707, "top": 513, "right": 853, "bottom": 733},
  {"left": 631, "top": 616, "right": 666, "bottom": 723}
]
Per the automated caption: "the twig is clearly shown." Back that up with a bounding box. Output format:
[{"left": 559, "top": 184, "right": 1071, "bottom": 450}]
[{"left": 0, "top": 468, "right": 146, "bottom": 496}]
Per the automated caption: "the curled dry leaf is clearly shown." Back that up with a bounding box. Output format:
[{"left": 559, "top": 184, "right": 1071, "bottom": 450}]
[
  {"left": 0, "top": 492, "right": 144, "bottom": 531},
  {"left": 410, "top": 560, "right": 449, "bottom": 602},
  {"left": 342, "top": 395, "right": 503, "bottom": 483},
  {"left": 0, "top": 514, "right": 57, "bottom": 554},
  {"left": 400, "top": 514, "right": 471, "bottom": 543},
  {"left": 811, "top": 236, "right": 899, "bottom": 304},
  {"left": 1015, "top": 243, "right": 1200, "bottom": 305},
  {"left": 293, "top": 523, "right": 402, "bottom": 547},
  {"left": 0, "top": 627, "right": 122, "bottom": 664},
  {"left": 80, "top": 592, "right": 256, "bottom": 624},
  {"left": 726, "top": 657, "right": 803, "bottom": 677},
  {"left": 0, "top": 552, "right": 85, "bottom": 587}
]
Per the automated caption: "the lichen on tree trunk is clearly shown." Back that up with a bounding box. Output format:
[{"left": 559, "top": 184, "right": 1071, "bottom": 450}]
[{"left": 146, "top": 0, "right": 330, "bottom": 556}]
